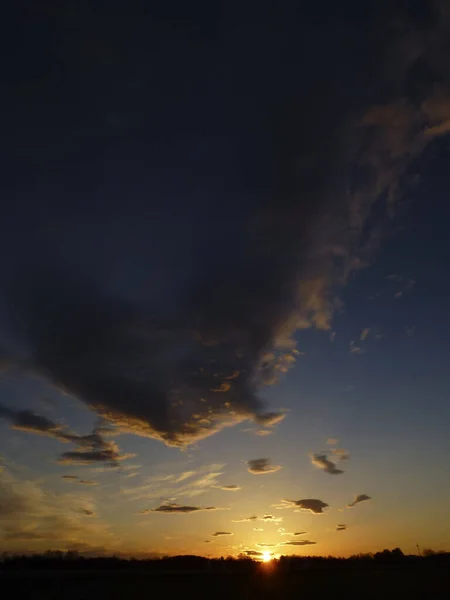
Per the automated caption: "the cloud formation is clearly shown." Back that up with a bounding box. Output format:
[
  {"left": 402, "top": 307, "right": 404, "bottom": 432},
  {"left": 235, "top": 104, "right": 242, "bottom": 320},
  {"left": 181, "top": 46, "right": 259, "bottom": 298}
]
[
  {"left": 310, "top": 453, "right": 344, "bottom": 475},
  {"left": 214, "top": 485, "right": 241, "bottom": 491},
  {"left": 336, "top": 524, "right": 347, "bottom": 531},
  {"left": 0, "top": 405, "right": 68, "bottom": 441},
  {"left": 3, "top": 3, "right": 450, "bottom": 452},
  {"left": 247, "top": 458, "right": 282, "bottom": 475},
  {"left": 212, "top": 531, "right": 233, "bottom": 537},
  {"left": 348, "top": 494, "right": 371, "bottom": 508},
  {"left": 143, "top": 503, "right": 223, "bottom": 514},
  {"left": 280, "top": 499, "right": 329, "bottom": 514},
  {"left": 0, "top": 406, "right": 131, "bottom": 467}
]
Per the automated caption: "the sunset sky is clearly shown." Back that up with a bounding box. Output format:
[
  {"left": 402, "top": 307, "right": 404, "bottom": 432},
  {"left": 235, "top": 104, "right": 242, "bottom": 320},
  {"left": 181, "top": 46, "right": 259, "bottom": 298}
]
[{"left": 1, "top": 1, "right": 450, "bottom": 559}]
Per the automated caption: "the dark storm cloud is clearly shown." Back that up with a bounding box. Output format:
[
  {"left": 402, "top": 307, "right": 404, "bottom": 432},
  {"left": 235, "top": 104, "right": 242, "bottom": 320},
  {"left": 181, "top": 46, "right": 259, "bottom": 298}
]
[
  {"left": 281, "top": 499, "right": 329, "bottom": 514},
  {"left": 247, "top": 458, "right": 282, "bottom": 475},
  {"left": 3, "top": 3, "right": 450, "bottom": 448},
  {"left": 310, "top": 453, "right": 344, "bottom": 475},
  {"left": 348, "top": 494, "right": 371, "bottom": 508},
  {"left": 142, "top": 503, "right": 223, "bottom": 514}
]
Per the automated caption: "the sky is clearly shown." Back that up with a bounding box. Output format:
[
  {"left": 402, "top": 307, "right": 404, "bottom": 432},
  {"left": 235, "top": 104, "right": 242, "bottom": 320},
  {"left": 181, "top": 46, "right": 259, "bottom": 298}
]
[{"left": 1, "top": 1, "right": 450, "bottom": 559}]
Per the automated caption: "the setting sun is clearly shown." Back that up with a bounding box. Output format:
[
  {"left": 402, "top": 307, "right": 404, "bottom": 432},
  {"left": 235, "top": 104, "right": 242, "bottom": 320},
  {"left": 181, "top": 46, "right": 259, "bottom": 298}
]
[{"left": 262, "top": 551, "right": 272, "bottom": 563}]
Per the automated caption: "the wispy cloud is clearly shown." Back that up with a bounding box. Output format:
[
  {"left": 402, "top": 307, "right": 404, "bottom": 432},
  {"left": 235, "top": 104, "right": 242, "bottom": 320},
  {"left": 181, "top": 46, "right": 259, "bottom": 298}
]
[
  {"left": 62, "top": 475, "right": 98, "bottom": 486},
  {"left": 212, "top": 531, "right": 233, "bottom": 537},
  {"left": 233, "top": 514, "right": 282, "bottom": 523},
  {"left": 336, "top": 524, "right": 347, "bottom": 531},
  {"left": 360, "top": 328, "right": 370, "bottom": 341},
  {"left": 310, "top": 453, "right": 344, "bottom": 475},
  {"left": 349, "top": 341, "right": 364, "bottom": 355},
  {"left": 256, "top": 543, "right": 276, "bottom": 547},
  {"left": 246, "top": 458, "right": 282, "bottom": 475},
  {"left": 327, "top": 438, "right": 339, "bottom": 446},
  {"left": 214, "top": 485, "right": 241, "bottom": 491},
  {"left": 0, "top": 468, "right": 112, "bottom": 548},
  {"left": 347, "top": 494, "right": 371, "bottom": 508}
]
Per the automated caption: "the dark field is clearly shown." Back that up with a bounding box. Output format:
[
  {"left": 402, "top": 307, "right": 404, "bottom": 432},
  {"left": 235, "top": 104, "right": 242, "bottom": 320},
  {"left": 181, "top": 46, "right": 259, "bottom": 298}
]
[{"left": 3, "top": 568, "right": 449, "bottom": 600}]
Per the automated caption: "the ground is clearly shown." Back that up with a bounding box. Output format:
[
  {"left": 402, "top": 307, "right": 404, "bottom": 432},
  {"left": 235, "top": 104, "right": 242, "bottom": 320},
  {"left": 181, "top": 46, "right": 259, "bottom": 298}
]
[{"left": 2, "top": 568, "right": 449, "bottom": 599}]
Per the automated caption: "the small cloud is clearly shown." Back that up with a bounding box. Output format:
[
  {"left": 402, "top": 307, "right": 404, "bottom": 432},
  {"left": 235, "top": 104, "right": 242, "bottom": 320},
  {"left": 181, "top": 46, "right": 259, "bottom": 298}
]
[
  {"left": 61, "top": 475, "right": 78, "bottom": 481},
  {"left": 214, "top": 485, "right": 241, "bottom": 491},
  {"left": 143, "top": 503, "right": 224, "bottom": 514},
  {"left": 360, "top": 328, "right": 370, "bottom": 341},
  {"left": 281, "top": 540, "right": 316, "bottom": 546},
  {"left": 293, "top": 531, "right": 308, "bottom": 536},
  {"left": 336, "top": 524, "right": 347, "bottom": 531},
  {"left": 255, "top": 429, "right": 274, "bottom": 436},
  {"left": 281, "top": 499, "right": 329, "bottom": 514},
  {"left": 256, "top": 543, "right": 276, "bottom": 547},
  {"left": 78, "top": 480, "right": 98, "bottom": 486},
  {"left": 330, "top": 332, "right": 336, "bottom": 343},
  {"left": 326, "top": 438, "right": 339, "bottom": 446},
  {"left": 349, "top": 341, "right": 364, "bottom": 355},
  {"left": 310, "top": 453, "right": 343, "bottom": 475},
  {"left": 212, "top": 531, "right": 233, "bottom": 537},
  {"left": 404, "top": 325, "right": 416, "bottom": 337},
  {"left": 331, "top": 448, "right": 350, "bottom": 462},
  {"left": 347, "top": 494, "right": 371, "bottom": 508},
  {"left": 278, "top": 527, "right": 285, "bottom": 532},
  {"left": 261, "top": 514, "right": 283, "bottom": 523},
  {"left": 79, "top": 508, "right": 96, "bottom": 517},
  {"left": 253, "top": 528, "right": 264, "bottom": 531},
  {"left": 247, "top": 458, "right": 282, "bottom": 475},
  {"left": 204, "top": 540, "right": 211, "bottom": 543},
  {"left": 245, "top": 550, "right": 263, "bottom": 557},
  {"left": 233, "top": 514, "right": 282, "bottom": 523}
]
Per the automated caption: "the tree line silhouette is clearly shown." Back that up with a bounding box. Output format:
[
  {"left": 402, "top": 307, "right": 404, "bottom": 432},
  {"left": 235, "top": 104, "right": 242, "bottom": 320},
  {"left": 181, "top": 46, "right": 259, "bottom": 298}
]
[{"left": 1, "top": 548, "right": 448, "bottom": 573}]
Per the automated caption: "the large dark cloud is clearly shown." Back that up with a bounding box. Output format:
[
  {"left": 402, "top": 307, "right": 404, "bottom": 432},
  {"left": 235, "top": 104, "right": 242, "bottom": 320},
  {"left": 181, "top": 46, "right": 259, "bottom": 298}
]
[{"left": 2, "top": 3, "right": 450, "bottom": 448}]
